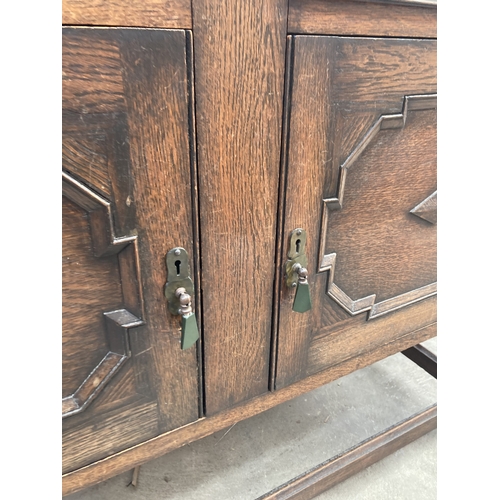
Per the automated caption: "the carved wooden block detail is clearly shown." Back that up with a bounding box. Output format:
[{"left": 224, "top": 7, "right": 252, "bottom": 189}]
[
  {"left": 62, "top": 172, "right": 144, "bottom": 418},
  {"left": 410, "top": 190, "right": 437, "bottom": 224},
  {"left": 318, "top": 95, "right": 437, "bottom": 320}
]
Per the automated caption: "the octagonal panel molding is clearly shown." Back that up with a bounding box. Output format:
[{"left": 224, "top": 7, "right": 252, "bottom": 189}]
[
  {"left": 62, "top": 171, "right": 145, "bottom": 418},
  {"left": 318, "top": 94, "right": 437, "bottom": 320}
]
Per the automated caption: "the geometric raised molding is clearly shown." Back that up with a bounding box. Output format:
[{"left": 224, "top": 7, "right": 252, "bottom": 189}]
[
  {"left": 62, "top": 171, "right": 145, "bottom": 418},
  {"left": 62, "top": 309, "right": 143, "bottom": 418},
  {"left": 410, "top": 190, "right": 437, "bottom": 224},
  {"left": 62, "top": 171, "right": 137, "bottom": 258},
  {"left": 318, "top": 95, "right": 437, "bottom": 320}
]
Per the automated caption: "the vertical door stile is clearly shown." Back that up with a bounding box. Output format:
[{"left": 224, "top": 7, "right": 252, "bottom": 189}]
[{"left": 192, "top": 1, "right": 289, "bottom": 415}]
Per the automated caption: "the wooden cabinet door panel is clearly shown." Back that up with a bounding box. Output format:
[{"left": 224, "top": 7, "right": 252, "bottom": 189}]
[
  {"left": 62, "top": 28, "right": 201, "bottom": 473},
  {"left": 275, "top": 36, "right": 437, "bottom": 389}
]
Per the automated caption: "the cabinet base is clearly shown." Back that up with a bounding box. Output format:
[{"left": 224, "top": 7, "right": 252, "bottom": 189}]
[{"left": 62, "top": 334, "right": 436, "bottom": 496}]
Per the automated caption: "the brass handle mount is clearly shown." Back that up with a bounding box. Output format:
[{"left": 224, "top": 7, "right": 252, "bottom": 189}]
[
  {"left": 285, "top": 229, "right": 312, "bottom": 313},
  {"left": 164, "top": 247, "right": 199, "bottom": 350}
]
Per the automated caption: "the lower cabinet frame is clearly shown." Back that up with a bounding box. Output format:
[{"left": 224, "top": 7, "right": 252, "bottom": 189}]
[{"left": 62, "top": 328, "right": 436, "bottom": 496}]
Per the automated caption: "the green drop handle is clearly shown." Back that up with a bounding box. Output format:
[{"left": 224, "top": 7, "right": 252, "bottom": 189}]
[
  {"left": 180, "top": 312, "right": 199, "bottom": 350},
  {"left": 292, "top": 264, "right": 312, "bottom": 313},
  {"left": 176, "top": 288, "right": 200, "bottom": 350}
]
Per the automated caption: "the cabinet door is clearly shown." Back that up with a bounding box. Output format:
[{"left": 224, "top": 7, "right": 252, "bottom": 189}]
[
  {"left": 275, "top": 36, "right": 437, "bottom": 389},
  {"left": 62, "top": 28, "right": 201, "bottom": 473}
]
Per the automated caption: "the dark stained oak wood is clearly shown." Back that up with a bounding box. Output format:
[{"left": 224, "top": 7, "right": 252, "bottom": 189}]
[
  {"left": 62, "top": 0, "right": 192, "bottom": 29},
  {"left": 308, "top": 300, "right": 436, "bottom": 375},
  {"left": 192, "top": 0, "right": 289, "bottom": 415},
  {"left": 62, "top": 400, "right": 160, "bottom": 473},
  {"left": 118, "top": 28, "right": 201, "bottom": 433},
  {"left": 314, "top": 95, "right": 437, "bottom": 323},
  {"left": 257, "top": 404, "right": 437, "bottom": 500},
  {"left": 62, "top": 308, "right": 144, "bottom": 419},
  {"left": 61, "top": 170, "right": 146, "bottom": 420},
  {"left": 288, "top": 0, "right": 437, "bottom": 38},
  {"left": 62, "top": 352, "right": 127, "bottom": 417},
  {"left": 62, "top": 196, "right": 122, "bottom": 396},
  {"left": 62, "top": 322, "right": 433, "bottom": 496},
  {"left": 323, "top": 106, "right": 437, "bottom": 305},
  {"left": 275, "top": 36, "right": 437, "bottom": 389},
  {"left": 62, "top": 34, "right": 126, "bottom": 113},
  {"left": 62, "top": 135, "right": 111, "bottom": 198},
  {"left": 62, "top": 2, "right": 438, "bottom": 493},
  {"left": 62, "top": 27, "right": 201, "bottom": 473}
]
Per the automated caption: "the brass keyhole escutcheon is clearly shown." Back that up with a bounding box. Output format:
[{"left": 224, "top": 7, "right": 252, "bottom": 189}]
[
  {"left": 164, "top": 248, "right": 199, "bottom": 349},
  {"left": 285, "top": 229, "right": 312, "bottom": 313}
]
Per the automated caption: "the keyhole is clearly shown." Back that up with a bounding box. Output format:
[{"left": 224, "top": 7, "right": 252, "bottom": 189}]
[
  {"left": 175, "top": 260, "right": 181, "bottom": 276},
  {"left": 295, "top": 239, "right": 301, "bottom": 254}
]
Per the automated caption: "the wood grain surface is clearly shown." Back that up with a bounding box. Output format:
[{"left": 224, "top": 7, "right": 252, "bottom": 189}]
[
  {"left": 62, "top": 400, "right": 159, "bottom": 473},
  {"left": 192, "top": 0, "right": 288, "bottom": 415},
  {"left": 118, "top": 28, "right": 201, "bottom": 433},
  {"left": 62, "top": 136, "right": 111, "bottom": 198},
  {"left": 288, "top": 0, "right": 436, "bottom": 38},
  {"left": 62, "top": 33, "right": 126, "bottom": 113},
  {"left": 308, "top": 299, "right": 436, "bottom": 375},
  {"left": 62, "top": 0, "right": 192, "bottom": 29},
  {"left": 62, "top": 196, "right": 122, "bottom": 396},
  {"left": 275, "top": 36, "right": 437, "bottom": 389},
  {"left": 325, "top": 110, "right": 437, "bottom": 303}
]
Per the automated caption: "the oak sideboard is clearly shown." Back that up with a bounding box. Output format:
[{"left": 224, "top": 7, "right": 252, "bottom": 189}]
[{"left": 62, "top": 0, "right": 437, "bottom": 496}]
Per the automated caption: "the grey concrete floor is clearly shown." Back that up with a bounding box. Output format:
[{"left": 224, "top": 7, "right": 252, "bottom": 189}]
[{"left": 68, "top": 337, "right": 436, "bottom": 500}]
